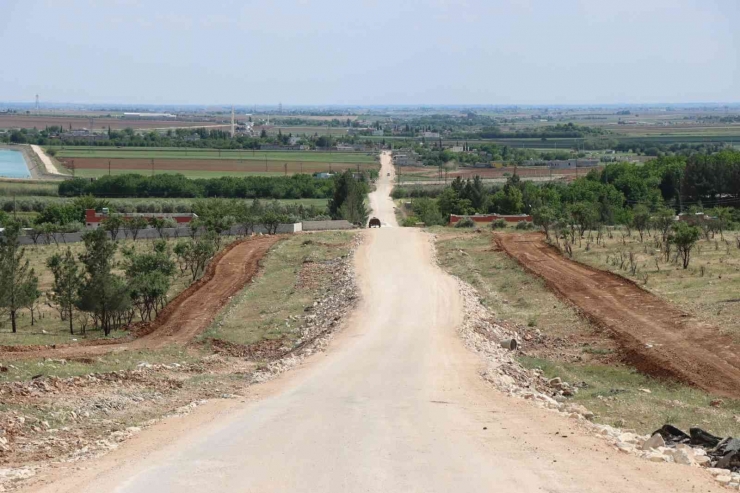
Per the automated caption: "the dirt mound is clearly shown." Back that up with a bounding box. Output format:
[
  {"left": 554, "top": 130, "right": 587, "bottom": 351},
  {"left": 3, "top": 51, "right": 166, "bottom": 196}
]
[
  {"left": 495, "top": 232, "right": 740, "bottom": 398},
  {"left": 1, "top": 236, "right": 280, "bottom": 360}
]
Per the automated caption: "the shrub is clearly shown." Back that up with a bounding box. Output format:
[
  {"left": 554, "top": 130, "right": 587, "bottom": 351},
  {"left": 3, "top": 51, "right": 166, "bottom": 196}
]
[
  {"left": 491, "top": 219, "right": 507, "bottom": 230},
  {"left": 161, "top": 202, "right": 175, "bottom": 213},
  {"left": 402, "top": 216, "right": 419, "bottom": 227},
  {"left": 516, "top": 220, "right": 534, "bottom": 230},
  {"left": 455, "top": 217, "right": 476, "bottom": 228},
  {"left": 175, "top": 203, "right": 190, "bottom": 213}
]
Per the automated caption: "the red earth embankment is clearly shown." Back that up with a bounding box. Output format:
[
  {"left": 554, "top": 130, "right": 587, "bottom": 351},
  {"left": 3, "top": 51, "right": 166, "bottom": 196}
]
[{"left": 495, "top": 232, "right": 740, "bottom": 397}]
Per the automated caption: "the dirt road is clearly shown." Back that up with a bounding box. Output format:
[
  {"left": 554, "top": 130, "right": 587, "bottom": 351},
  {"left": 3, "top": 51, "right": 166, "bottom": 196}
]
[
  {"left": 2, "top": 236, "right": 279, "bottom": 359},
  {"left": 25, "top": 154, "right": 722, "bottom": 492},
  {"left": 496, "top": 232, "right": 740, "bottom": 397}
]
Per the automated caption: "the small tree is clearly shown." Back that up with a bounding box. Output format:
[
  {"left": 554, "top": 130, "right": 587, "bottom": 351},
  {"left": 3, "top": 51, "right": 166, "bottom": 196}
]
[
  {"left": 711, "top": 207, "right": 732, "bottom": 241},
  {"left": 670, "top": 222, "right": 701, "bottom": 269},
  {"left": 38, "top": 222, "right": 59, "bottom": 246},
  {"left": 101, "top": 215, "right": 124, "bottom": 241},
  {"left": 150, "top": 217, "right": 177, "bottom": 239},
  {"left": 174, "top": 234, "right": 218, "bottom": 282},
  {"left": 122, "top": 241, "right": 176, "bottom": 321},
  {"left": 124, "top": 216, "right": 149, "bottom": 241},
  {"left": 532, "top": 206, "right": 558, "bottom": 239},
  {"left": 652, "top": 207, "right": 675, "bottom": 244},
  {"left": 77, "top": 229, "right": 129, "bottom": 336},
  {"left": 566, "top": 202, "right": 597, "bottom": 242},
  {"left": 632, "top": 204, "right": 651, "bottom": 243},
  {"left": 47, "top": 248, "right": 84, "bottom": 334},
  {"left": 0, "top": 223, "right": 40, "bottom": 333},
  {"left": 260, "top": 211, "right": 288, "bottom": 235}
]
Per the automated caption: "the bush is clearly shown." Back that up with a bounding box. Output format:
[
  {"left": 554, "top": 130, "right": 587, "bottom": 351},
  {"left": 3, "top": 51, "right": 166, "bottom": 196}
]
[
  {"left": 161, "top": 202, "right": 175, "bottom": 213},
  {"left": 516, "top": 220, "right": 534, "bottom": 230},
  {"left": 402, "top": 216, "right": 419, "bottom": 227},
  {"left": 491, "top": 219, "right": 507, "bottom": 230},
  {"left": 175, "top": 203, "right": 190, "bottom": 213},
  {"left": 455, "top": 217, "right": 476, "bottom": 228}
]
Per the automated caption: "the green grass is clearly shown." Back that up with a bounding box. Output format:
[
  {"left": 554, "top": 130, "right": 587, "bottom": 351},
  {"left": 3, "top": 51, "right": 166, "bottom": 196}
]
[
  {"left": 202, "top": 232, "right": 354, "bottom": 347},
  {"left": 52, "top": 147, "right": 377, "bottom": 163}
]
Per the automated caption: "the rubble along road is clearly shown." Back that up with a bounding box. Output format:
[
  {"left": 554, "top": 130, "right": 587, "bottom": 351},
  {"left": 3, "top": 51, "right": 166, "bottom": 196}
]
[{"left": 25, "top": 153, "right": 723, "bottom": 492}]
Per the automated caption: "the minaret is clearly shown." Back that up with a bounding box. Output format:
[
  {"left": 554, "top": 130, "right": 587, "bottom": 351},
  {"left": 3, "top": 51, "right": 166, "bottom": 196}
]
[{"left": 230, "top": 106, "right": 235, "bottom": 138}]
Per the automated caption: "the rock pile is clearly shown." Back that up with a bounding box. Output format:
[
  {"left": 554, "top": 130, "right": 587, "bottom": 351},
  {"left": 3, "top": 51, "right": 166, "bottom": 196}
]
[{"left": 251, "top": 234, "right": 361, "bottom": 383}]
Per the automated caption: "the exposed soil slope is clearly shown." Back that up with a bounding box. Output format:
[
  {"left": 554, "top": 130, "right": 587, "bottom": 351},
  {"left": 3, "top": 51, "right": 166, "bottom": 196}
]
[
  {"left": 1, "top": 236, "right": 279, "bottom": 359},
  {"left": 495, "top": 231, "right": 740, "bottom": 397}
]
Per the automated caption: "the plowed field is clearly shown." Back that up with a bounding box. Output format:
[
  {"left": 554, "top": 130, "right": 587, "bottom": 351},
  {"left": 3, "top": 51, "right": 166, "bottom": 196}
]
[{"left": 495, "top": 232, "right": 740, "bottom": 397}]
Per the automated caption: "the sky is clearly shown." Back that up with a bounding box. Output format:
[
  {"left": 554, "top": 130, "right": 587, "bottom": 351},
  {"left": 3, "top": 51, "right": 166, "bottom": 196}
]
[{"left": 1, "top": 0, "right": 738, "bottom": 106}]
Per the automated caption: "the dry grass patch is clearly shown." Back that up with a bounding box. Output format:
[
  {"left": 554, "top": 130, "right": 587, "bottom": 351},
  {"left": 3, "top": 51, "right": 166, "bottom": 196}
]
[{"left": 570, "top": 227, "right": 740, "bottom": 338}]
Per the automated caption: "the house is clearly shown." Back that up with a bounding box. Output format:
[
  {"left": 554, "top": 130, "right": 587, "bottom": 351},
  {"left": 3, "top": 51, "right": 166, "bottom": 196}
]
[
  {"left": 372, "top": 129, "right": 384, "bottom": 136},
  {"left": 421, "top": 131, "right": 440, "bottom": 139},
  {"left": 314, "top": 172, "right": 335, "bottom": 179},
  {"left": 84, "top": 209, "right": 197, "bottom": 230},
  {"left": 448, "top": 214, "right": 532, "bottom": 226},
  {"left": 449, "top": 146, "right": 464, "bottom": 153},
  {"left": 335, "top": 144, "right": 355, "bottom": 152}
]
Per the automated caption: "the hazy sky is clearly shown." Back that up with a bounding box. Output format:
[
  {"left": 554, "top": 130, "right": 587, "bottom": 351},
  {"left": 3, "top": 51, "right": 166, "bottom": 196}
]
[{"left": 1, "top": 0, "right": 738, "bottom": 105}]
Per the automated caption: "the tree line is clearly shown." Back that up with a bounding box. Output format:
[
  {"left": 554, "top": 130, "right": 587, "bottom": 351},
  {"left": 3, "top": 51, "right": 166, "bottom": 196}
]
[
  {"left": 399, "top": 150, "right": 740, "bottom": 268},
  {"left": 59, "top": 173, "right": 337, "bottom": 199}
]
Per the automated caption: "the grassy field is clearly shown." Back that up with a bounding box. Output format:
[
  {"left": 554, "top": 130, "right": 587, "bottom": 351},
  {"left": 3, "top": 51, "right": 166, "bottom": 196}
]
[
  {"left": 434, "top": 228, "right": 740, "bottom": 435},
  {"left": 52, "top": 147, "right": 378, "bottom": 163},
  {"left": 0, "top": 180, "right": 60, "bottom": 197},
  {"left": 569, "top": 226, "right": 740, "bottom": 339},
  {"left": 202, "top": 231, "right": 354, "bottom": 346}
]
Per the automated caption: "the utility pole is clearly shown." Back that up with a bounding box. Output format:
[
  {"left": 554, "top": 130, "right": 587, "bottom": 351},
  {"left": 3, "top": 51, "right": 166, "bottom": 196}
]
[
  {"left": 108, "top": 160, "right": 111, "bottom": 176},
  {"left": 264, "top": 154, "right": 267, "bottom": 172},
  {"left": 284, "top": 163, "right": 287, "bottom": 176},
  {"left": 151, "top": 159, "right": 154, "bottom": 177}
]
